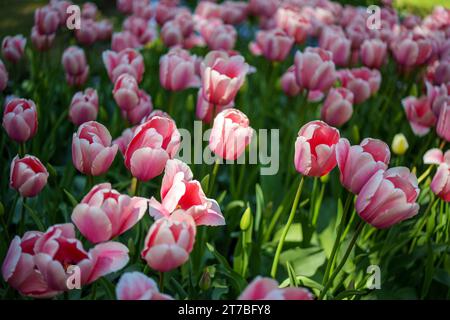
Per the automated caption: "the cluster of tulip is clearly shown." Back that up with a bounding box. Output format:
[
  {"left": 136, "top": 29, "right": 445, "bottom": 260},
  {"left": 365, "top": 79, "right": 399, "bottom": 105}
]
[{"left": 0, "top": 0, "right": 449, "bottom": 301}]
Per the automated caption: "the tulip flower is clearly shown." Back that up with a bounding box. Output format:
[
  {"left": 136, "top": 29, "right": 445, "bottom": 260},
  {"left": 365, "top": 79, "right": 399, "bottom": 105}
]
[
  {"left": 430, "top": 164, "right": 450, "bottom": 202},
  {"left": 117, "top": 0, "right": 133, "bottom": 14},
  {"left": 10, "top": 155, "right": 49, "bottom": 198},
  {"left": 69, "top": 88, "right": 99, "bottom": 126},
  {"left": 124, "top": 115, "right": 181, "bottom": 181},
  {"left": 221, "top": 1, "right": 248, "bottom": 25},
  {"left": 111, "top": 31, "right": 141, "bottom": 52},
  {"left": 71, "top": 183, "right": 148, "bottom": 243},
  {"left": 141, "top": 210, "right": 196, "bottom": 272},
  {"left": 122, "top": 89, "right": 153, "bottom": 125},
  {"left": 2, "top": 224, "right": 129, "bottom": 298},
  {"left": 319, "top": 28, "right": 351, "bottom": 67},
  {"left": 123, "top": 16, "right": 156, "bottom": 46},
  {"left": 294, "top": 120, "right": 340, "bottom": 177},
  {"left": 31, "top": 26, "right": 55, "bottom": 51},
  {"left": 103, "top": 48, "right": 144, "bottom": 84},
  {"left": 275, "top": 6, "right": 312, "bottom": 44},
  {"left": 72, "top": 121, "right": 118, "bottom": 176},
  {"left": 34, "top": 6, "right": 60, "bottom": 35},
  {"left": 402, "top": 96, "right": 437, "bottom": 136},
  {"left": 321, "top": 88, "right": 354, "bottom": 127},
  {"left": 95, "top": 20, "right": 113, "bottom": 41},
  {"left": 116, "top": 272, "right": 173, "bottom": 300},
  {"left": 239, "top": 277, "right": 313, "bottom": 300},
  {"left": 249, "top": 0, "right": 280, "bottom": 18},
  {"left": 392, "top": 37, "right": 432, "bottom": 67},
  {"left": 2, "top": 35, "right": 26, "bottom": 64},
  {"left": 159, "top": 48, "right": 200, "bottom": 91},
  {"left": 61, "top": 46, "right": 89, "bottom": 86},
  {"left": 149, "top": 159, "right": 225, "bottom": 226},
  {"left": 355, "top": 167, "right": 420, "bottom": 229},
  {"left": 113, "top": 127, "right": 137, "bottom": 157},
  {"left": 281, "top": 66, "right": 301, "bottom": 97},
  {"left": 423, "top": 148, "right": 450, "bottom": 165},
  {"left": 196, "top": 89, "right": 233, "bottom": 124},
  {"left": 436, "top": 103, "right": 450, "bottom": 142},
  {"left": 249, "top": 29, "right": 294, "bottom": 62},
  {"left": 336, "top": 138, "right": 390, "bottom": 194},
  {"left": 426, "top": 82, "right": 449, "bottom": 117},
  {"left": 75, "top": 19, "right": 98, "bottom": 46},
  {"left": 209, "top": 108, "right": 253, "bottom": 161},
  {"left": 160, "top": 20, "right": 184, "bottom": 48},
  {"left": 360, "top": 39, "right": 387, "bottom": 69},
  {"left": 113, "top": 73, "right": 140, "bottom": 111},
  {"left": 392, "top": 133, "right": 409, "bottom": 156},
  {"left": 2, "top": 98, "right": 38, "bottom": 143},
  {"left": 0, "top": 58, "right": 7, "bottom": 91},
  {"left": 201, "top": 50, "right": 249, "bottom": 106},
  {"left": 338, "top": 67, "right": 381, "bottom": 104},
  {"left": 81, "top": 2, "right": 97, "bottom": 20},
  {"left": 204, "top": 22, "right": 238, "bottom": 51}
]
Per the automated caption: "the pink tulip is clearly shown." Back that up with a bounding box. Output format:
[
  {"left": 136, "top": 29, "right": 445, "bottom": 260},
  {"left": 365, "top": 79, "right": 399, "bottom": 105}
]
[
  {"left": 61, "top": 46, "right": 89, "bottom": 87},
  {"left": 113, "top": 73, "right": 140, "bottom": 111},
  {"left": 160, "top": 20, "right": 184, "bottom": 48},
  {"left": 125, "top": 115, "right": 181, "bottom": 181},
  {"left": 111, "top": 31, "right": 141, "bottom": 52},
  {"left": 50, "top": 0, "right": 71, "bottom": 25},
  {"left": 201, "top": 50, "right": 249, "bottom": 106},
  {"left": 336, "top": 138, "right": 390, "bottom": 194},
  {"left": 294, "top": 120, "right": 340, "bottom": 177},
  {"left": 72, "top": 121, "right": 118, "bottom": 176},
  {"left": 249, "top": 0, "right": 280, "bottom": 18},
  {"left": 319, "top": 28, "right": 351, "bottom": 67},
  {"left": 196, "top": 88, "right": 233, "bottom": 124},
  {"left": 117, "top": 0, "right": 133, "bottom": 14},
  {"left": 160, "top": 48, "right": 200, "bottom": 91},
  {"left": 132, "top": 0, "right": 153, "bottom": 20},
  {"left": 69, "top": 88, "right": 99, "bottom": 126},
  {"left": 281, "top": 66, "right": 301, "bottom": 97},
  {"left": 426, "top": 81, "right": 449, "bottom": 117},
  {"left": 431, "top": 164, "right": 450, "bottom": 202},
  {"left": 113, "top": 127, "right": 137, "bottom": 156},
  {"left": 275, "top": 6, "right": 312, "bottom": 44},
  {"left": 2, "top": 98, "right": 38, "bottom": 142},
  {"left": 149, "top": 159, "right": 225, "bottom": 226},
  {"left": 123, "top": 16, "right": 156, "bottom": 46},
  {"left": 360, "top": 39, "right": 387, "bottom": 69},
  {"left": 434, "top": 60, "right": 450, "bottom": 85},
  {"left": 81, "top": 2, "right": 97, "bottom": 20},
  {"left": 321, "top": 88, "right": 354, "bottom": 127},
  {"left": 2, "top": 224, "right": 129, "bottom": 298},
  {"left": 355, "top": 167, "right": 420, "bottom": 229},
  {"left": 204, "top": 23, "right": 237, "bottom": 51},
  {"left": 75, "top": 19, "right": 98, "bottom": 46},
  {"left": 10, "top": 155, "right": 48, "bottom": 198},
  {"left": 116, "top": 272, "right": 173, "bottom": 300},
  {"left": 2, "top": 35, "right": 26, "bottom": 64},
  {"left": 103, "top": 48, "right": 144, "bottom": 84},
  {"left": 195, "top": 1, "right": 221, "bottom": 20},
  {"left": 221, "top": 1, "right": 248, "bottom": 25},
  {"left": 402, "top": 96, "right": 437, "bottom": 136},
  {"left": 173, "top": 10, "right": 194, "bottom": 37},
  {"left": 423, "top": 148, "right": 450, "bottom": 165},
  {"left": 437, "top": 103, "right": 450, "bottom": 142},
  {"left": 294, "top": 47, "right": 337, "bottom": 92},
  {"left": 249, "top": 29, "right": 294, "bottom": 62},
  {"left": 338, "top": 67, "right": 381, "bottom": 104},
  {"left": 141, "top": 210, "right": 196, "bottom": 272},
  {"left": 392, "top": 37, "right": 432, "bottom": 67},
  {"left": 209, "top": 108, "right": 253, "bottom": 161},
  {"left": 72, "top": 183, "right": 148, "bottom": 243},
  {"left": 95, "top": 20, "right": 113, "bottom": 41},
  {"left": 122, "top": 89, "right": 153, "bottom": 125},
  {"left": 238, "top": 277, "right": 313, "bottom": 300},
  {"left": 155, "top": 3, "right": 178, "bottom": 26},
  {"left": 0, "top": 59, "right": 7, "bottom": 91},
  {"left": 34, "top": 6, "right": 60, "bottom": 35},
  {"left": 31, "top": 26, "right": 55, "bottom": 51}
]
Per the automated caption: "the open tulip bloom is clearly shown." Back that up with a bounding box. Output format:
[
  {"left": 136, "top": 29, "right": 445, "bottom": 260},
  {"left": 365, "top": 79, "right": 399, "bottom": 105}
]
[{"left": 0, "top": 0, "right": 449, "bottom": 303}]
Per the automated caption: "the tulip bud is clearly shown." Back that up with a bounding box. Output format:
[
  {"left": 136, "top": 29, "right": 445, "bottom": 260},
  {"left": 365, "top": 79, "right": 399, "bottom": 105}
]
[
  {"left": 199, "top": 269, "right": 212, "bottom": 291},
  {"left": 392, "top": 133, "right": 409, "bottom": 155},
  {"left": 240, "top": 207, "right": 252, "bottom": 231}
]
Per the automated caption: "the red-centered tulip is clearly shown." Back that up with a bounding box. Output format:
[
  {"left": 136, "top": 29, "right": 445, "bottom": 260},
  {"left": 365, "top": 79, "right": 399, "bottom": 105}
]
[
  {"left": 437, "top": 103, "right": 450, "bottom": 142},
  {"left": 294, "top": 47, "right": 337, "bottom": 92},
  {"left": 159, "top": 48, "right": 200, "bottom": 91},
  {"left": 141, "top": 210, "right": 196, "bottom": 272},
  {"left": 0, "top": 58, "right": 7, "bottom": 91},
  {"left": 113, "top": 73, "right": 140, "bottom": 111},
  {"left": 75, "top": 19, "right": 98, "bottom": 46},
  {"left": 355, "top": 167, "right": 420, "bottom": 229},
  {"left": 34, "top": 6, "right": 60, "bottom": 35},
  {"left": 196, "top": 88, "right": 233, "bottom": 124},
  {"left": 281, "top": 66, "right": 301, "bottom": 97},
  {"left": 31, "top": 26, "right": 55, "bottom": 51},
  {"left": 122, "top": 89, "right": 153, "bottom": 125},
  {"left": 111, "top": 31, "right": 141, "bottom": 52},
  {"left": 61, "top": 46, "right": 89, "bottom": 86},
  {"left": 2, "top": 98, "right": 38, "bottom": 142},
  {"left": 402, "top": 96, "right": 437, "bottom": 136},
  {"left": 2, "top": 35, "right": 26, "bottom": 64},
  {"left": 338, "top": 67, "right": 381, "bottom": 104},
  {"left": 201, "top": 50, "right": 249, "bottom": 106},
  {"left": 10, "top": 155, "right": 48, "bottom": 198},
  {"left": 336, "top": 138, "right": 390, "bottom": 194},
  {"left": 294, "top": 120, "right": 340, "bottom": 177},
  {"left": 360, "top": 39, "right": 387, "bottom": 69},
  {"left": 321, "top": 88, "right": 354, "bottom": 127},
  {"left": 124, "top": 115, "right": 181, "bottom": 181},
  {"left": 431, "top": 163, "right": 450, "bottom": 202},
  {"left": 72, "top": 121, "right": 118, "bottom": 176},
  {"left": 238, "top": 277, "right": 313, "bottom": 300},
  {"left": 71, "top": 183, "right": 148, "bottom": 243},
  {"left": 249, "top": 29, "right": 294, "bottom": 62},
  {"left": 209, "top": 108, "right": 253, "bottom": 161},
  {"left": 69, "top": 88, "right": 98, "bottom": 126},
  {"left": 103, "top": 48, "right": 144, "bottom": 84},
  {"left": 149, "top": 159, "right": 225, "bottom": 226},
  {"left": 1, "top": 224, "right": 129, "bottom": 298},
  {"left": 116, "top": 272, "right": 174, "bottom": 300}
]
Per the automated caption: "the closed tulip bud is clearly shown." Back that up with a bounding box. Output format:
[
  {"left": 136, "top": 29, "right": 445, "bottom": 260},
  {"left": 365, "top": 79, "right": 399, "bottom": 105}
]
[
  {"left": 159, "top": 48, "right": 200, "bottom": 91},
  {"left": 31, "top": 27, "right": 55, "bottom": 51},
  {"left": 103, "top": 48, "right": 144, "bottom": 84},
  {"left": 81, "top": 2, "right": 97, "bottom": 20},
  {"left": 141, "top": 210, "right": 196, "bottom": 272},
  {"left": 2, "top": 35, "right": 26, "bottom": 64},
  {"left": 204, "top": 23, "right": 237, "bottom": 51},
  {"left": 2, "top": 98, "right": 38, "bottom": 142},
  {"left": 319, "top": 28, "right": 351, "bottom": 67},
  {"left": 392, "top": 37, "right": 432, "bottom": 67},
  {"left": 72, "top": 121, "right": 118, "bottom": 176},
  {"left": 249, "top": 29, "right": 294, "bottom": 62},
  {"left": 61, "top": 46, "right": 89, "bottom": 87},
  {"left": 338, "top": 67, "right": 381, "bottom": 104},
  {"left": 392, "top": 133, "right": 409, "bottom": 155},
  {"left": 199, "top": 269, "right": 212, "bottom": 291},
  {"left": 122, "top": 89, "right": 153, "bottom": 125},
  {"left": 209, "top": 109, "right": 253, "bottom": 161},
  {"left": 34, "top": 6, "right": 60, "bottom": 35},
  {"left": 75, "top": 19, "right": 98, "bottom": 46},
  {"left": 437, "top": 103, "right": 450, "bottom": 142},
  {"left": 321, "top": 88, "right": 354, "bottom": 127},
  {"left": 0, "top": 59, "right": 8, "bottom": 91},
  {"left": 123, "top": 16, "right": 156, "bottom": 46},
  {"left": 69, "top": 88, "right": 99, "bottom": 126},
  {"left": 113, "top": 73, "right": 140, "bottom": 111},
  {"left": 355, "top": 167, "right": 420, "bottom": 229},
  {"left": 360, "top": 39, "right": 387, "bottom": 69},
  {"left": 294, "top": 120, "right": 340, "bottom": 177},
  {"left": 95, "top": 20, "right": 113, "bottom": 41},
  {"left": 281, "top": 66, "right": 301, "bottom": 97},
  {"left": 161, "top": 20, "right": 184, "bottom": 48},
  {"left": 111, "top": 31, "right": 140, "bottom": 52},
  {"left": 10, "top": 155, "right": 49, "bottom": 198},
  {"left": 240, "top": 207, "right": 252, "bottom": 231},
  {"left": 221, "top": 1, "right": 248, "bottom": 25}
]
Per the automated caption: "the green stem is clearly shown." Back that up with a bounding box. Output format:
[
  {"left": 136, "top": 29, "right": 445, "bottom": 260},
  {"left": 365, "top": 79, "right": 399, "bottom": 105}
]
[
  {"left": 159, "top": 272, "right": 165, "bottom": 291},
  {"left": 320, "top": 220, "right": 364, "bottom": 300},
  {"left": 129, "top": 177, "right": 140, "bottom": 196},
  {"left": 270, "top": 176, "right": 305, "bottom": 278},
  {"left": 208, "top": 159, "right": 220, "bottom": 196}
]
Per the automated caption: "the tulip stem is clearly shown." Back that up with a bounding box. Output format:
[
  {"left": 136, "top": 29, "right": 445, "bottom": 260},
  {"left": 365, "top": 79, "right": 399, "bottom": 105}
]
[
  {"left": 208, "top": 159, "right": 220, "bottom": 196},
  {"left": 319, "top": 220, "right": 364, "bottom": 300},
  {"left": 418, "top": 165, "right": 433, "bottom": 184},
  {"left": 18, "top": 142, "right": 26, "bottom": 157},
  {"left": 159, "top": 272, "right": 165, "bottom": 291},
  {"left": 130, "top": 177, "right": 140, "bottom": 196},
  {"left": 270, "top": 176, "right": 305, "bottom": 278}
]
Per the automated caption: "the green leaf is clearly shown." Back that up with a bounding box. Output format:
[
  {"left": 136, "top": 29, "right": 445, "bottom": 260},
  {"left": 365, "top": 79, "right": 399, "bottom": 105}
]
[
  {"left": 63, "top": 188, "right": 78, "bottom": 207},
  {"left": 200, "top": 174, "right": 210, "bottom": 192},
  {"left": 286, "top": 261, "right": 298, "bottom": 287},
  {"left": 280, "top": 246, "right": 326, "bottom": 277}
]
